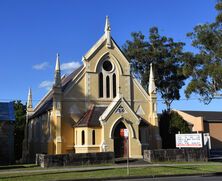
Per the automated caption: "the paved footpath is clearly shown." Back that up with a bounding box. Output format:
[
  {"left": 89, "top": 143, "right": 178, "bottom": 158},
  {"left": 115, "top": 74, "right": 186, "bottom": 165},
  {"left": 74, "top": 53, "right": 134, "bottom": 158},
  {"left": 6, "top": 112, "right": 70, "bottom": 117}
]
[{"left": 0, "top": 162, "right": 222, "bottom": 175}]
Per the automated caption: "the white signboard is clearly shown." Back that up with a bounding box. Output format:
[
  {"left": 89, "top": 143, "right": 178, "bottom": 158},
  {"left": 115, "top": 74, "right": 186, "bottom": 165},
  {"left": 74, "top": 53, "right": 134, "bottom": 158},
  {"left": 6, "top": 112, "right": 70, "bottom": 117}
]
[
  {"left": 124, "top": 129, "right": 129, "bottom": 138},
  {"left": 176, "top": 133, "right": 202, "bottom": 148}
]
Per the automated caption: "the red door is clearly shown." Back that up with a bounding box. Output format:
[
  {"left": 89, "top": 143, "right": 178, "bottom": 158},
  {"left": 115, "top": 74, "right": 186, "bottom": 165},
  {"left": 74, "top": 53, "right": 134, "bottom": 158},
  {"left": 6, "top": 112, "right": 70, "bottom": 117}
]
[
  {"left": 120, "top": 129, "right": 128, "bottom": 158},
  {"left": 114, "top": 122, "right": 127, "bottom": 158}
]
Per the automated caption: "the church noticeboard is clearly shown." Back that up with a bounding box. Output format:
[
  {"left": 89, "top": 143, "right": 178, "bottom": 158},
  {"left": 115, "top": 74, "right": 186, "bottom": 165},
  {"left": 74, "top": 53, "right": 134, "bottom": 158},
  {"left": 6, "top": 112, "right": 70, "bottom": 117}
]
[{"left": 175, "top": 133, "right": 203, "bottom": 148}]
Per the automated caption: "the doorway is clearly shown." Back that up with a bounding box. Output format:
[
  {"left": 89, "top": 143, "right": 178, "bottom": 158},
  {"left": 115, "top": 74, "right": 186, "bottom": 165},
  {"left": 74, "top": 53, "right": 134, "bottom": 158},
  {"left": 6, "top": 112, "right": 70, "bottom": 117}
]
[{"left": 114, "top": 121, "right": 128, "bottom": 158}]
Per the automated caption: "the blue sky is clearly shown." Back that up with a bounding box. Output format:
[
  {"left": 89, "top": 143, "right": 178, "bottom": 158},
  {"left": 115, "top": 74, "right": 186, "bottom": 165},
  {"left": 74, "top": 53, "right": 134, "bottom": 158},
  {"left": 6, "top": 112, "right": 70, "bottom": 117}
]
[{"left": 0, "top": 0, "right": 221, "bottom": 112}]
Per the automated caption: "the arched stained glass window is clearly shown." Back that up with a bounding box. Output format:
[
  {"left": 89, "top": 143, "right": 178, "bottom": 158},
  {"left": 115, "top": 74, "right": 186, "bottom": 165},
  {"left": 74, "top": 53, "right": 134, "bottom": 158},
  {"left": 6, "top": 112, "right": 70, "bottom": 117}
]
[
  {"left": 113, "top": 73, "right": 116, "bottom": 98},
  {"left": 106, "top": 76, "right": 110, "bottom": 98},
  {"left": 99, "top": 73, "right": 103, "bottom": 97}
]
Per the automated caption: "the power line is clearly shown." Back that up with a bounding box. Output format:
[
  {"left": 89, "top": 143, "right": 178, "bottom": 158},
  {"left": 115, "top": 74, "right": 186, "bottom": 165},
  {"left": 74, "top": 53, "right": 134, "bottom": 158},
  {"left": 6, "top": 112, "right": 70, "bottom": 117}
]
[{"left": 0, "top": 97, "right": 221, "bottom": 103}]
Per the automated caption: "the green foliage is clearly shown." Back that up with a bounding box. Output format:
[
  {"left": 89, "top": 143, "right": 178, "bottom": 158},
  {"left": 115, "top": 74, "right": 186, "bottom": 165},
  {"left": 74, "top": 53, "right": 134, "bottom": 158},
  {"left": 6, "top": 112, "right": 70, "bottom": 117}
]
[
  {"left": 184, "top": 0, "right": 222, "bottom": 103},
  {"left": 159, "top": 110, "right": 191, "bottom": 149},
  {"left": 123, "top": 27, "right": 193, "bottom": 110},
  {"left": 215, "top": 0, "right": 222, "bottom": 22},
  {"left": 185, "top": 22, "right": 222, "bottom": 103},
  {"left": 13, "top": 100, "right": 26, "bottom": 160}
]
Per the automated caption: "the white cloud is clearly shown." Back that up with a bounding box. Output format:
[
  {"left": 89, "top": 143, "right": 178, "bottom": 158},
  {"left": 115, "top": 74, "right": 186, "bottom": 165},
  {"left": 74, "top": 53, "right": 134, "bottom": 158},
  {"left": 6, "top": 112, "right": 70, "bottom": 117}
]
[
  {"left": 39, "top": 80, "right": 54, "bottom": 90},
  {"left": 61, "top": 61, "right": 81, "bottom": 74},
  {"left": 33, "top": 62, "right": 49, "bottom": 70}
]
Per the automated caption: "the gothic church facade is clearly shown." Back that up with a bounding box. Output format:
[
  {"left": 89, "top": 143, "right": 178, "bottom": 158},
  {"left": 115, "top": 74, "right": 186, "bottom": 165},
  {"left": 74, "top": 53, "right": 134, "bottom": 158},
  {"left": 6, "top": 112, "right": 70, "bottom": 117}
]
[{"left": 23, "top": 17, "right": 161, "bottom": 161}]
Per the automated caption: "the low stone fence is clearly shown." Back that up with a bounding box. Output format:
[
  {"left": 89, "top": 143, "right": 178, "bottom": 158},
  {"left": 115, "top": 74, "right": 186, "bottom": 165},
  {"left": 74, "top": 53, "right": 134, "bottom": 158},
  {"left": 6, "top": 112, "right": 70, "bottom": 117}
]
[
  {"left": 144, "top": 148, "right": 208, "bottom": 163},
  {"left": 36, "top": 152, "right": 114, "bottom": 168}
]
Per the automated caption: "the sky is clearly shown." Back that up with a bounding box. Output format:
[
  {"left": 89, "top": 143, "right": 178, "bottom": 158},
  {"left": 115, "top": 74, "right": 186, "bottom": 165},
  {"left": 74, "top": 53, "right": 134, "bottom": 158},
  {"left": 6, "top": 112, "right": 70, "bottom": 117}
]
[{"left": 0, "top": 0, "right": 221, "bottom": 112}]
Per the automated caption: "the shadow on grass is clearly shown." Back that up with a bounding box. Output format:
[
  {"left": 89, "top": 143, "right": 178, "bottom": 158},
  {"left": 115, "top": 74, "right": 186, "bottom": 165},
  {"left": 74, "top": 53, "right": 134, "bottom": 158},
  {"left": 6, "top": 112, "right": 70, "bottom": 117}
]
[{"left": 0, "top": 164, "right": 37, "bottom": 170}]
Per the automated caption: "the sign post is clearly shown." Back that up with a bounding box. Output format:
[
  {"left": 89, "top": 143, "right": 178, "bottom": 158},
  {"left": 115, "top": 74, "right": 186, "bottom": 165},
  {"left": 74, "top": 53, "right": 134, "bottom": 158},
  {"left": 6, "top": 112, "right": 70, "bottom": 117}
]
[{"left": 124, "top": 129, "right": 129, "bottom": 176}]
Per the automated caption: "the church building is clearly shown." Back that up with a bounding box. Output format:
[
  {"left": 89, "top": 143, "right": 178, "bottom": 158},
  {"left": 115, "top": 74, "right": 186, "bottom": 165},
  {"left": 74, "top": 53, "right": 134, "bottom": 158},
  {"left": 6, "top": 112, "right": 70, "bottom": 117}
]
[{"left": 23, "top": 17, "right": 161, "bottom": 161}]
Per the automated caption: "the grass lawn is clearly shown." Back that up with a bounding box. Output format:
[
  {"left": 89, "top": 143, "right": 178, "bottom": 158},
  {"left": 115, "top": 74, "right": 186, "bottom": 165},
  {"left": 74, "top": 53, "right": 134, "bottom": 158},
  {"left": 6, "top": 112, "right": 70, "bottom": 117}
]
[{"left": 0, "top": 164, "right": 222, "bottom": 181}]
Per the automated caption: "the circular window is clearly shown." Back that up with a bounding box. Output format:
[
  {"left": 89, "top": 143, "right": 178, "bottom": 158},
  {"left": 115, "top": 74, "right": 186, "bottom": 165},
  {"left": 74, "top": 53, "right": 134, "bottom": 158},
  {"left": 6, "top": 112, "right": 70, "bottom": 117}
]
[{"left": 103, "top": 61, "right": 113, "bottom": 71}]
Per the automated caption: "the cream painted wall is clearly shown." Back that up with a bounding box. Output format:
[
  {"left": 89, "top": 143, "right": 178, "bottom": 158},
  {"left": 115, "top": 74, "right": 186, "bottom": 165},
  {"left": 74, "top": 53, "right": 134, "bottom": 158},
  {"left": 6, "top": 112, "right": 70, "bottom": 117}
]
[
  {"left": 74, "top": 127, "right": 101, "bottom": 153},
  {"left": 28, "top": 32, "right": 158, "bottom": 159}
]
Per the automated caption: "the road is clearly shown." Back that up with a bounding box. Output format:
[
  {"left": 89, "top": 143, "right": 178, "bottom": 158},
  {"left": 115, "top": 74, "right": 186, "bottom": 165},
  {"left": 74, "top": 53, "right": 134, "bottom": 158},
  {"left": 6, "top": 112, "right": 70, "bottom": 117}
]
[{"left": 110, "top": 175, "right": 222, "bottom": 181}]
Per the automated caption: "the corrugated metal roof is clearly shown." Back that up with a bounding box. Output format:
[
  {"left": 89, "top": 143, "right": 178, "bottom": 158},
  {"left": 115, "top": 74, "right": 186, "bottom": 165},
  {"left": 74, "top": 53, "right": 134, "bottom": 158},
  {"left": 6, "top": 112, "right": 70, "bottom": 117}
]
[{"left": 0, "top": 102, "right": 15, "bottom": 121}]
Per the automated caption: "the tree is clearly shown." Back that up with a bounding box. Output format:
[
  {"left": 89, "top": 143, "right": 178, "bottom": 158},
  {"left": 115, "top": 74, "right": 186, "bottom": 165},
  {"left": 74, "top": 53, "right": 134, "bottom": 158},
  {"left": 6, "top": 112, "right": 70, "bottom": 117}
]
[
  {"left": 215, "top": 0, "right": 222, "bottom": 22},
  {"left": 185, "top": 3, "right": 222, "bottom": 103},
  {"left": 159, "top": 110, "right": 191, "bottom": 149},
  {"left": 13, "top": 100, "right": 26, "bottom": 161},
  {"left": 123, "top": 27, "right": 192, "bottom": 110}
]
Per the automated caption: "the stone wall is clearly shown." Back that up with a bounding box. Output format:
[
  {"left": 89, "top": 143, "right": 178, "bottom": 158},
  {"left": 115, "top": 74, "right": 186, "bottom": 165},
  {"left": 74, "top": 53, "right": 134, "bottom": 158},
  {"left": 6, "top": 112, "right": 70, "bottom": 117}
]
[
  {"left": 144, "top": 148, "right": 208, "bottom": 163},
  {"left": 36, "top": 152, "right": 114, "bottom": 168}
]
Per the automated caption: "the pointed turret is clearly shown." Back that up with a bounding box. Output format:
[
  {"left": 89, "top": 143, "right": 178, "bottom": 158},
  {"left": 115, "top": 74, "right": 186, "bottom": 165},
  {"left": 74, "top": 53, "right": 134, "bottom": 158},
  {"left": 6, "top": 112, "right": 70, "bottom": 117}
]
[
  {"left": 52, "top": 53, "right": 62, "bottom": 154},
  {"left": 148, "top": 63, "right": 162, "bottom": 149},
  {"left": 27, "top": 88, "right": 33, "bottom": 112},
  {"left": 22, "top": 87, "right": 33, "bottom": 163},
  {"left": 104, "top": 16, "right": 112, "bottom": 48},
  {"left": 54, "top": 53, "right": 61, "bottom": 87},
  {"left": 148, "top": 63, "right": 156, "bottom": 95}
]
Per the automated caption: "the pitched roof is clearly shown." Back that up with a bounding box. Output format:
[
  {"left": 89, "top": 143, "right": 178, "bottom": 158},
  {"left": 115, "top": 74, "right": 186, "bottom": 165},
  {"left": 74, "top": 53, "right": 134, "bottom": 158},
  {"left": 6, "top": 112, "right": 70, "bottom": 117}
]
[
  {"left": 75, "top": 105, "right": 107, "bottom": 127},
  {"left": 29, "top": 99, "right": 53, "bottom": 119},
  {"left": 99, "top": 95, "right": 140, "bottom": 123},
  {"left": 30, "top": 65, "right": 84, "bottom": 119},
  {"left": 180, "top": 110, "right": 222, "bottom": 122},
  {"left": 0, "top": 102, "right": 15, "bottom": 122}
]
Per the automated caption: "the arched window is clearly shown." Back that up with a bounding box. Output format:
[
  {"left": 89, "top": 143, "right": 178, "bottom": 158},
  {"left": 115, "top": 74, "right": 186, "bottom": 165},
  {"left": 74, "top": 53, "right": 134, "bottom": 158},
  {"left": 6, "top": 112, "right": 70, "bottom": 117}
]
[
  {"left": 76, "top": 130, "right": 77, "bottom": 144},
  {"left": 113, "top": 73, "right": 116, "bottom": 98},
  {"left": 98, "top": 60, "right": 117, "bottom": 99},
  {"left": 92, "top": 130, "right": 95, "bottom": 145},
  {"left": 81, "top": 130, "right": 85, "bottom": 145},
  {"left": 106, "top": 76, "right": 110, "bottom": 98},
  {"left": 99, "top": 73, "right": 103, "bottom": 97}
]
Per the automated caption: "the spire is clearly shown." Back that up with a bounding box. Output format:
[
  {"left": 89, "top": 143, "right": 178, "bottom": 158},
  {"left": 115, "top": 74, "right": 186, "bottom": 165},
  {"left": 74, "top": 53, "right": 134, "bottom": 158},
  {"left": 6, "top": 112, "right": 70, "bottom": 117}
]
[
  {"left": 54, "top": 53, "right": 61, "bottom": 86},
  {"left": 148, "top": 63, "right": 156, "bottom": 94},
  {"left": 27, "top": 88, "right": 33, "bottom": 110},
  {"left": 55, "top": 53, "right": 60, "bottom": 71},
  {"left": 104, "top": 16, "right": 112, "bottom": 48},
  {"left": 104, "top": 16, "right": 111, "bottom": 32}
]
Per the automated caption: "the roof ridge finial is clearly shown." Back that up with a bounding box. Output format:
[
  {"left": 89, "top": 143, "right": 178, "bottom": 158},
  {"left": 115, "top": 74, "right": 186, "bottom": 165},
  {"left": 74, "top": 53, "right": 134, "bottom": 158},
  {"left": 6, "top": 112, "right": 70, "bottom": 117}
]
[
  {"left": 148, "top": 63, "right": 156, "bottom": 95},
  {"left": 104, "top": 16, "right": 112, "bottom": 48}
]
